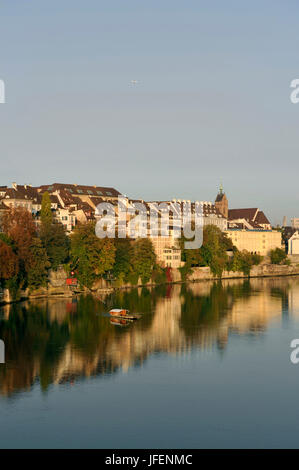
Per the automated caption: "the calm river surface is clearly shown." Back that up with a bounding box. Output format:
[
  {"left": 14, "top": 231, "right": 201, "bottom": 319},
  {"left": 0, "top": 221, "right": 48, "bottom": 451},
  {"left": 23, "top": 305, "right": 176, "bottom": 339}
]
[{"left": 1, "top": 277, "right": 299, "bottom": 448}]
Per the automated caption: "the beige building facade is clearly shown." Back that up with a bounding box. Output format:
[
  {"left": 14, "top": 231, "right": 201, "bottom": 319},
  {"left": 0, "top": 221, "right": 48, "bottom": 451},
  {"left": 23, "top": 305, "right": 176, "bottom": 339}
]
[
  {"left": 226, "top": 229, "right": 282, "bottom": 256},
  {"left": 150, "top": 235, "right": 182, "bottom": 268}
]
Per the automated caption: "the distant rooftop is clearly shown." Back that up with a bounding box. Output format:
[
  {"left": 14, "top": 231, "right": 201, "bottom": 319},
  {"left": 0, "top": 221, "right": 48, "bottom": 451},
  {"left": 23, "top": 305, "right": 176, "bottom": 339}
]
[{"left": 38, "top": 183, "right": 122, "bottom": 198}]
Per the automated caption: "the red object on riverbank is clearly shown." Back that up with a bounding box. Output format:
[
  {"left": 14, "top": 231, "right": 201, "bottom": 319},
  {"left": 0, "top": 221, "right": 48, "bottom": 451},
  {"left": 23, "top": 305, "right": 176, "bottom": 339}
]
[
  {"left": 166, "top": 267, "right": 172, "bottom": 282},
  {"left": 66, "top": 278, "right": 78, "bottom": 286}
]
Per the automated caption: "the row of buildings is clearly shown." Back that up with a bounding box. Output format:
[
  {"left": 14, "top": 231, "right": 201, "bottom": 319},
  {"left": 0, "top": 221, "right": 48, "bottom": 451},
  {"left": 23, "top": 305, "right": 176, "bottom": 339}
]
[{"left": 0, "top": 182, "right": 284, "bottom": 267}]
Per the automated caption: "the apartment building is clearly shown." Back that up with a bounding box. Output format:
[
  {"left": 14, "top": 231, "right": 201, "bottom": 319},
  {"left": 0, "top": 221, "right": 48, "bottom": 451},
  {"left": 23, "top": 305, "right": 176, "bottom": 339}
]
[
  {"left": 55, "top": 208, "right": 76, "bottom": 233},
  {"left": 226, "top": 229, "right": 282, "bottom": 256}
]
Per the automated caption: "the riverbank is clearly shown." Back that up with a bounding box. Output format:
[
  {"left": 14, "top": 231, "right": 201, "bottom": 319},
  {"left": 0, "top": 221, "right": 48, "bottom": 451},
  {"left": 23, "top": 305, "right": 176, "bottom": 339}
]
[{"left": 1, "top": 262, "right": 299, "bottom": 306}]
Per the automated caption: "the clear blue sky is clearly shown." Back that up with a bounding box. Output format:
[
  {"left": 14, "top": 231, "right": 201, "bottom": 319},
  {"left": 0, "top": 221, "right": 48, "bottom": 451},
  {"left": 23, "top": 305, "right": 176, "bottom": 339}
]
[{"left": 0, "top": 0, "right": 299, "bottom": 224}]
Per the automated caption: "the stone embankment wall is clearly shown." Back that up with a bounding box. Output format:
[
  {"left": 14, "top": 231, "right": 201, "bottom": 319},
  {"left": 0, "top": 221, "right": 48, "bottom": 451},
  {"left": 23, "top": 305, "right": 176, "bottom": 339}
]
[
  {"left": 185, "top": 263, "right": 299, "bottom": 282},
  {"left": 0, "top": 266, "right": 81, "bottom": 305},
  {"left": 2, "top": 263, "right": 299, "bottom": 305}
]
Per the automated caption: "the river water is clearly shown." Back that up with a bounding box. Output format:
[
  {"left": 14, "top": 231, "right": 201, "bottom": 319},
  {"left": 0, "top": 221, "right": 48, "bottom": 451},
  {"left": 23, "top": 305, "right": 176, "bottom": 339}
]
[{"left": 1, "top": 277, "right": 299, "bottom": 448}]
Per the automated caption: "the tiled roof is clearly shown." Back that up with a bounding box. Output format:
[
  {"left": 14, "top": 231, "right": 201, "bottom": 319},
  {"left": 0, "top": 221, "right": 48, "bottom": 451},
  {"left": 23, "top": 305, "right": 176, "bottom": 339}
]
[
  {"left": 4, "top": 186, "right": 39, "bottom": 201},
  {"left": 91, "top": 196, "right": 115, "bottom": 207},
  {"left": 229, "top": 208, "right": 271, "bottom": 227},
  {"left": 38, "top": 183, "right": 121, "bottom": 198},
  {"left": 255, "top": 211, "right": 270, "bottom": 225},
  {"left": 228, "top": 208, "right": 258, "bottom": 221},
  {"left": 50, "top": 195, "right": 60, "bottom": 205},
  {"left": 56, "top": 189, "right": 78, "bottom": 206},
  {"left": 77, "top": 201, "right": 94, "bottom": 212}
]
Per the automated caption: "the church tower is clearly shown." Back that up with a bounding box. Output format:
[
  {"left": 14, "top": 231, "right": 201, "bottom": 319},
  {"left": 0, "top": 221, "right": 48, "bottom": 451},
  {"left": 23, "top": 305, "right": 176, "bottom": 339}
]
[{"left": 215, "top": 184, "right": 228, "bottom": 219}]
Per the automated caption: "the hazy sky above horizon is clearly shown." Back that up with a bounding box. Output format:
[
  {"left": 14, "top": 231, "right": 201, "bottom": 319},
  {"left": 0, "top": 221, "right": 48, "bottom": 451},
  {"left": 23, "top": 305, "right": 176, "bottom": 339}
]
[{"left": 1, "top": 0, "right": 299, "bottom": 224}]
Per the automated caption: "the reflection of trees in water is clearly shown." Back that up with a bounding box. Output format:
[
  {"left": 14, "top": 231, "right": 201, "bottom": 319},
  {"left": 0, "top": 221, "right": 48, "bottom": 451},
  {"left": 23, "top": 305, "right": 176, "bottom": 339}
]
[
  {"left": 0, "top": 291, "right": 159, "bottom": 396},
  {"left": 181, "top": 282, "right": 229, "bottom": 332},
  {"left": 0, "top": 303, "right": 70, "bottom": 395},
  {"left": 180, "top": 282, "right": 231, "bottom": 351},
  {"left": 0, "top": 277, "right": 296, "bottom": 397}
]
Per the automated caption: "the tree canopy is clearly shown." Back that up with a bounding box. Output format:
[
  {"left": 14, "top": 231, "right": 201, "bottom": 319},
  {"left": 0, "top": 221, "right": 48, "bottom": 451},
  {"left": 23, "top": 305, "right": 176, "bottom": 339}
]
[
  {"left": 40, "top": 192, "right": 53, "bottom": 227},
  {"left": 70, "top": 222, "right": 116, "bottom": 288}
]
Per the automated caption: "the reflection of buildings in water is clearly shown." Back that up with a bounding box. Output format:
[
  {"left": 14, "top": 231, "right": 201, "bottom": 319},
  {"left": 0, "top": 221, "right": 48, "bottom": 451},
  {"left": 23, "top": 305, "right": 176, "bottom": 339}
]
[
  {"left": 54, "top": 285, "right": 185, "bottom": 383},
  {"left": 32, "top": 298, "right": 77, "bottom": 323},
  {"left": 1, "top": 304, "right": 11, "bottom": 320},
  {"left": 0, "top": 356, "right": 40, "bottom": 397},
  {"left": 52, "top": 279, "right": 288, "bottom": 383},
  {"left": 228, "top": 295, "right": 280, "bottom": 334},
  {"left": 287, "top": 279, "right": 299, "bottom": 317},
  {"left": 2, "top": 277, "right": 299, "bottom": 394},
  {"left": 228, "top": 278, "right": 287, "bottom": 338},
  {"left": 54, "top": 343, "right": 102, "bottom": 384},
  {"left": 183, "top": 278, "right": 289, "bottom": 344}
]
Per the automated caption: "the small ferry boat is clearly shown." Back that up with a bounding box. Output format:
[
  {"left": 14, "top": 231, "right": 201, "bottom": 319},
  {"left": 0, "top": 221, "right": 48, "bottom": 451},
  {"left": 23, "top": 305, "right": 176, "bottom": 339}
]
[
  {"left": 108, "top": 309, "right": 142, "bottom": 321},
  {"left": 109, "top": 308, "right": 130, "bottom": 317}
]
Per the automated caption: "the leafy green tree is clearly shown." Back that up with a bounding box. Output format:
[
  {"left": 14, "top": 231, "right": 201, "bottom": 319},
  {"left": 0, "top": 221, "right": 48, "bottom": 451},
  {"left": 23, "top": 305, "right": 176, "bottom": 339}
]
[
  {"left": 130, "top": 238, "right": 156, "bottom": 284},
  {"left": 27, "top": 238, "right": 50, "bottom": 290},
  {"left": 40, "top": 223, "right": 70, "bottom": 270},
  {"left": 270, "top": 248, "right": 289, "bottom": 265},
  {"left": 151, "top": 265, "right": 167, "bottom": 284},
  {"left": 39, "top": 191, "right": 69, "bottom": 271},
  {"left": 113, "top": 238, "right": 133, "bottom": 283},
  {"left": 70, "top": 222, "right": 116, "bottom": 288},
  {"left": 40, "top": 192, "right": 53, "bottom": 227},
  {"left": 227, "top": 249, "right": 263, "bottom": 275},
  {"left": 251, "top": 253, "right": 263, "bottom": 266},
  {"left": 229, "top": 250, "right": 253, "bottom": 275},
  {"left": 181, "top": 225, "right": 233, "bottom": 278}
]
